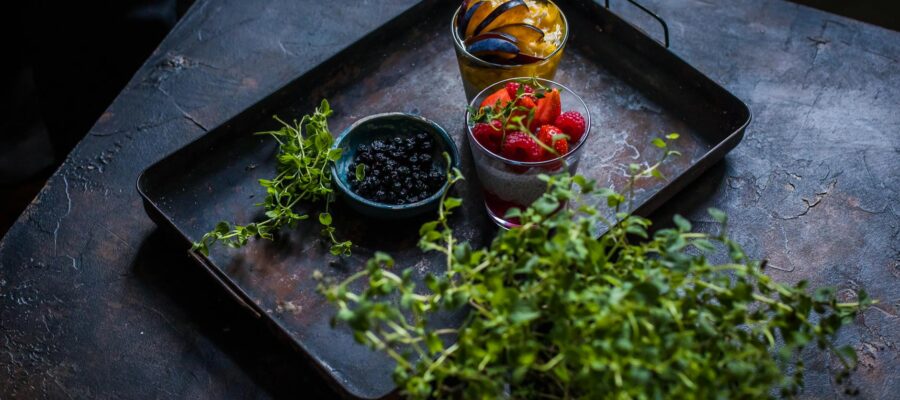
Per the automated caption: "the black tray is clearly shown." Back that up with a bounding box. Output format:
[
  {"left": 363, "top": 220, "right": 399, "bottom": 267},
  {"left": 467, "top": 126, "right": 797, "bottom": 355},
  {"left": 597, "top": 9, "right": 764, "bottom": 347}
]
[{"left": 137, "top": 0, "right": 750, "bottom": 398}]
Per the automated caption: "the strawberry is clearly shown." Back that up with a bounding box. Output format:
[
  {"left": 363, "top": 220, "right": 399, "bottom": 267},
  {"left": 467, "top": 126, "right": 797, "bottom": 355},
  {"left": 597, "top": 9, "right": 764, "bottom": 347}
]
[
  {"left": 515, "top": 95, "right": 536, "bottom": 109},
  {"left": 554, "top": 111, "right": 586, "bottom": 143},
  {"left": 480, "top": 88, "right": 511, "bottom": 110},
  {"left": 537, "top": 125, "right": 569, "bottom": 159},
  {"left": 553, "top": 135, "right": 569, "bottom": 155},
  {"left": 505, "top": 82, "right": 535, "bottom": 99},
  {"left": 501, "top": 131, "right": 542, "bottom": 162},
  {"left": 536, "top": 124, "right": 562, "bottom": 147},
  {"left": 529, "top": 88, "right": 561, "bottom": 132},
  {"left": 471, "top": 120, "right": 504, "bottom": 153},
  {"left": 510, "top": 95, "right": 537, "bottom": 125}
]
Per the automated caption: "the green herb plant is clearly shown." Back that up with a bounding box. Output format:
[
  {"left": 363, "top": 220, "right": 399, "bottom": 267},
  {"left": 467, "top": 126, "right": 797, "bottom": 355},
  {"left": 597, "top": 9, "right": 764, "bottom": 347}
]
[
  {"left": 321, "top": 141, "right": 868, "bottom": 399},
  {"left": 193, "top": 99, "right": 352, "bottom": 257}
]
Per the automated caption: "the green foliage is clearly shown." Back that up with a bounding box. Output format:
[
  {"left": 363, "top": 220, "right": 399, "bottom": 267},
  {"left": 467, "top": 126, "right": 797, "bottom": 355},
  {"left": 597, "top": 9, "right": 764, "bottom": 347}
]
[
  {"left": 320, "top": 159, "right": 868, "bottom": 399},
  {"left": 193, "top": 99, "right": 351, "bottom": 257}
]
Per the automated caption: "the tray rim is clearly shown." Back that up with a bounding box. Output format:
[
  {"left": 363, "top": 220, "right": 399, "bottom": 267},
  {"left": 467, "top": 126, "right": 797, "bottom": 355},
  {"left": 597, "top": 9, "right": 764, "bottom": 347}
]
[{"left": 136, "top": 0, "right": 752, "bottom": 398}]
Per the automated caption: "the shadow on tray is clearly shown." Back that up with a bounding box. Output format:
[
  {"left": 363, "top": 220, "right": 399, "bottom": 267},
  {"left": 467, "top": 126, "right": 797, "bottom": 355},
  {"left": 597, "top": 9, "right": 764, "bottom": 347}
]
[{"left": 130, "top": 229, "right": 343, "bottom": 399}]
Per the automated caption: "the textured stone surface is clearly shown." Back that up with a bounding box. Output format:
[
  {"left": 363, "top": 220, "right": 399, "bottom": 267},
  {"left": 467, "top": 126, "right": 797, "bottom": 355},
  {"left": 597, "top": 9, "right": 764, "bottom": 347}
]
[{"left": 1, "top": 0, "right": 897, "bottom": 398}]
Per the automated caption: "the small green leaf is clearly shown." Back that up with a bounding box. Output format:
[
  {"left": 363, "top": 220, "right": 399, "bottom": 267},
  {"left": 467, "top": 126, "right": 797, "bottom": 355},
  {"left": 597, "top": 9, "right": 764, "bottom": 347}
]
[
  {"left": 652, "top": 138, "right": 667, "bottom": 148},
  {"left": 673, "top": 214, "right": 692, "bottom": 232},
  {"left": 355, "top": 163, "right": 366, "bottom": 182},
  {"left": 708, "top": 208, "right": 728, "bottom": 223},
  {"left": 443, "top": 197, "right": 462, "bottom": 211},
  {"left": 328, "top": 148, "right": 343, "bottom": 161},
  {"left": 319, "top": 213, "right": 332, "bottom": 226}
]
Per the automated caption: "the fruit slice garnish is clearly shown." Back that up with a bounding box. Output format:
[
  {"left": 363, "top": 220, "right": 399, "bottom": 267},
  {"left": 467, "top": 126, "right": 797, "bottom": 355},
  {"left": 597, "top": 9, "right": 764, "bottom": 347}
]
[
  {"left": 464, "top": 31, "right": 518, "bottom": 46},
  {"left": 490, "top": 23, "right": 544, "bottom": 44},
  {"left": 530, "top": 88, "right": 561, "bottom": 132},
  {"left": 464, "top": 1, "right": 496, "bottom": 38},
  {"left": 480, "top": 88, "right": 512, "bottom": 110},
  {"left": 466, "top": 37, "right": 520, "bottom": 61},
  {"left": 473, "top": 0, "right": 529, "bottom": 36},
  {"left": 510, "top": 53, "right": 546, "bottom": 65}
]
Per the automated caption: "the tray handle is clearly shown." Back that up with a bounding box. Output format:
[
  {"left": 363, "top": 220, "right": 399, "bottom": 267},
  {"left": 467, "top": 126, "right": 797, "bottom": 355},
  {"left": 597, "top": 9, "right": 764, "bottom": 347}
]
[{"left": 604, "top": 0, "right": 670, "bottom": 48}]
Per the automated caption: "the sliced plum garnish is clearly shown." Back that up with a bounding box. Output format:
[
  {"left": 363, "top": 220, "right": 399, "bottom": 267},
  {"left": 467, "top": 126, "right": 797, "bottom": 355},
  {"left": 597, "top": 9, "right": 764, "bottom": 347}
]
[
  {"left": 490, "top": 23, "right": 544, "bottom": 44},
  {"left": 463, "top": 1, "right": 496, "bottom": 38},
  {"left": 473, "top": 0, "right": 529, "bottom": 36},
  {"left": 464, "top": 31, "right": 518, "bottom": 46},
  {"left": 466, "top": 37, "right": 520, "bottom": 61},
  {"left": 510, "top": 52, "right": 546, "bottom": 64},
  {"left": 458, "top": 1, "right": 485, "bottom": 39}
]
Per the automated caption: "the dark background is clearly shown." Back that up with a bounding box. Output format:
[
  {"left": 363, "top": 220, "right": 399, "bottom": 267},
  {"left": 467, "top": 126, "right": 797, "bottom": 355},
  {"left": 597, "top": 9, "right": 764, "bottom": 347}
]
[
  {"left": 0, "top": 0, "right": 192, "bottom": 235},
  {"left": 0, "top": 0, "right": 897, "bottom": 235}
]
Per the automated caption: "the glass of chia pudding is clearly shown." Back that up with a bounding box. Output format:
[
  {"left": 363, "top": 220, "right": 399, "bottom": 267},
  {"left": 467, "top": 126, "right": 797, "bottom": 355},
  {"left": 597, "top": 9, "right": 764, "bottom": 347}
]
[{"left": 466, "top": 77, "right": 591, "bottom": 228}]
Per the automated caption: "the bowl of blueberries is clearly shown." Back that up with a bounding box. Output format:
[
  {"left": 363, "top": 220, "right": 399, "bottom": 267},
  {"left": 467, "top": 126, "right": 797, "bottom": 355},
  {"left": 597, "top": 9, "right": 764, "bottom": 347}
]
[{"left": 331, "top": 113, "right": 460, "bottom": 219}]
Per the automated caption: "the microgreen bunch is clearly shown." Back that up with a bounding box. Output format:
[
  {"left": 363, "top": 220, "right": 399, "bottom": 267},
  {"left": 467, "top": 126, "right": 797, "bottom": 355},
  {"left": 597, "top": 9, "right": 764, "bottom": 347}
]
[
  {"left": 193, "top": 99, "right": 352, "bottom": 257},
  {"left": 321, "top": 147, "right": 868, "bottom": 399}
]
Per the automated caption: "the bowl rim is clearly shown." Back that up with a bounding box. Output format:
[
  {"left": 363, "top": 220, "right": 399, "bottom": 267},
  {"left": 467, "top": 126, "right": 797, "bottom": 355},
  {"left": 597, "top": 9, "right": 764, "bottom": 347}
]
[
  {"left": 451, "top": 1, "right": 570, "bottom": 69},
  {"left": 465, "top": 77, "right": 592, "bottom": 167},
  {"left": 331, "top": 112, "right": 460, "bottom": 211}
]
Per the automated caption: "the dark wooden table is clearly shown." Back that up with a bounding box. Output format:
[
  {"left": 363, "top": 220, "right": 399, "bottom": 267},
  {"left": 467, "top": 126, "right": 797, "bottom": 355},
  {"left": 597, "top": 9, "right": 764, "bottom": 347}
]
[{"left": 2, "top": 0, "right": 898, "bottom": 398}]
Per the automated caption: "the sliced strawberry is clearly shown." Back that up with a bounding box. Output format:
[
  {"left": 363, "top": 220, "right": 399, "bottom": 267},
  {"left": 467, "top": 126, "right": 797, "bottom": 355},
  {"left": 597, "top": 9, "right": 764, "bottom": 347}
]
[
  {"left": 530, "top": 88, "right": 561, "bottom": 132},
  {"left": 554, "top": 111, "right": 586, "bottom": 143},
  {"left": 509, "top": 95, "right": 537, "bottom": 127},
  {"left": 500, "top": 131, "right": 542, "bottom": 162},
  {"left": 480, "top": 88, "right": 511, "bottom": 110},
  {"left": 515, "top": 95, "right": 536, "bottom": 109}
]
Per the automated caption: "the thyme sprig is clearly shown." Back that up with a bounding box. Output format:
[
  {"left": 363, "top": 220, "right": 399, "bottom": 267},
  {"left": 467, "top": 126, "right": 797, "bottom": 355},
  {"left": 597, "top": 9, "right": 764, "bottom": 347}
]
[{"left": 193, "top": 99, "right": 351, "bottom": 257}]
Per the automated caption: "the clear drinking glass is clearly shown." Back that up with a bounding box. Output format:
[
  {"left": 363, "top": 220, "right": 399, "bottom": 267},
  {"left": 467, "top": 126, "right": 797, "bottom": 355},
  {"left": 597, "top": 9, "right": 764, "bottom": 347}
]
[
  {"left": 465, "top": 77, "right": 591, "bottom": 228},
  {"left": 452, "top": 1, "right": 569, "bottom": 101}
]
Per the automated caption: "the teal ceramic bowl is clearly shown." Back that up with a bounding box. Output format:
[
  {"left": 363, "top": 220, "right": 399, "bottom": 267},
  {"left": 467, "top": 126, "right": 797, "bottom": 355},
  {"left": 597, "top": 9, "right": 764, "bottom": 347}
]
[{"left": 331, "top": 113, "right": 460, "bottom": 219}]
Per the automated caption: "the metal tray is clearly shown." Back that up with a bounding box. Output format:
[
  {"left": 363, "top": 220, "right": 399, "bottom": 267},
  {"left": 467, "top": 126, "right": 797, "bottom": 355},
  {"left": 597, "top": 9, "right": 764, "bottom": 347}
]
[{"left": 137, "top": 0, "right": 750, "bottom": 398}]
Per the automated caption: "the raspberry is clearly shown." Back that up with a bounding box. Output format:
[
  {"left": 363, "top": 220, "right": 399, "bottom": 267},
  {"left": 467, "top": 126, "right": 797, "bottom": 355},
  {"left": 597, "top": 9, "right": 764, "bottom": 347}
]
[
  {"left": 505, "top": 82, "right": 535, "bottom": 99},
  {"left": 554, "top": 111, "right": 586, "bottom": 143},
  {"left": 472, "top": 120, "right": 503, "bottom": 154},
  {"left": 501, "top": 131, "right": 542, "bottom": 162}
]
